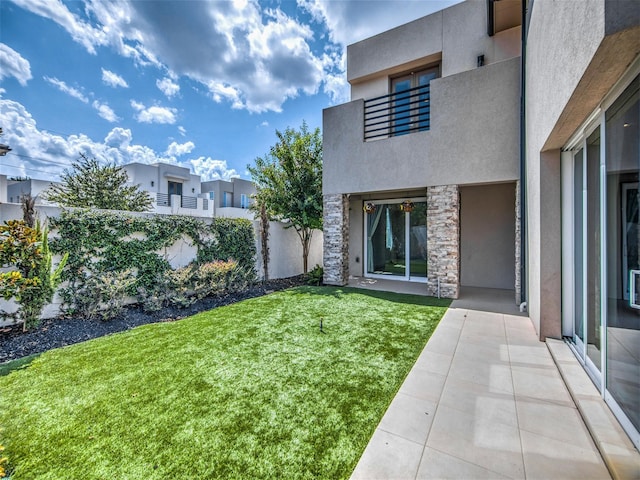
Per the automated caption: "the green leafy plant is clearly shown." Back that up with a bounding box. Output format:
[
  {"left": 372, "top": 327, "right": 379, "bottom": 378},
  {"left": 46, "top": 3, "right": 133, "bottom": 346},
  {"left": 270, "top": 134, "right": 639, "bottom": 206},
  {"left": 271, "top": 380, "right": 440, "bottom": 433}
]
[
  {"left": 305, "top": 264, "right": 324, "bottom": 286},
  {"left": 248, "top": 121, "right": 322, "bottom": 273},
  {"left": 0, "top": 220, "right": 68, "bottom": 331},
  {"left": 44, "top": 153, "right": 152, "bottom": 211},
  {"left": 49, "top": 210, "right": 256, "bottom": 315},
  {"left": 73, "top": 269, "right": 137, "bottom": 321}
]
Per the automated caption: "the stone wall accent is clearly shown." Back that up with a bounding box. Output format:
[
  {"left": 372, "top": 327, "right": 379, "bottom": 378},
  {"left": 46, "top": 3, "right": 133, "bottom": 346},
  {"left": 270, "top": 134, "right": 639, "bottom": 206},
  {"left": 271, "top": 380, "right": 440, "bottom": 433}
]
[
  {"left": 426, "top": 185, "right": 460, "bottom": 298},
  {"left": 323, "top": 194, "right": 349, "bottom": 285},
  {"left": 515, "top": 180, "right": 522, "bottom": 305}
]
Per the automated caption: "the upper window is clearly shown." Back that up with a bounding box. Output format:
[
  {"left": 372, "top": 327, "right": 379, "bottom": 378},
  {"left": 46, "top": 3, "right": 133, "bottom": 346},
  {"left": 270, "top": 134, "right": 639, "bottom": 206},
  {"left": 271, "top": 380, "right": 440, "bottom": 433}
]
[
  {"left": 240, "top": 194, "right": 249, "bottom": 209},
  {"left": 391, "top": 67, "right": 439, "bottom": 136}
]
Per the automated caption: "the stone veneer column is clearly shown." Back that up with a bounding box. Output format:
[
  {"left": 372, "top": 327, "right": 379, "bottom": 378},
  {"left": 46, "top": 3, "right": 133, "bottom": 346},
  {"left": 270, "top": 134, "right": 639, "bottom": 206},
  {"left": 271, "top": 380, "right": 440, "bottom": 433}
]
[
  {"left": 323, "top": 194, "right": 349, "bottom": 285},
  {"left": 426, "top": 185, "right": 460, "bottom": 298},
  {"left": 515, "top": 180, "right": 522, "bottom": 305}
]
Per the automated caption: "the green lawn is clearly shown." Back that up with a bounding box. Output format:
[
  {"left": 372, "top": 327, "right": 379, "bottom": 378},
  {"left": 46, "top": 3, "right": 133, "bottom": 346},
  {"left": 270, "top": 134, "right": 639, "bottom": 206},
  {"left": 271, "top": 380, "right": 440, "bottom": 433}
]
[{"left": 0, "top": 286, "right": 449, "bottom": 479}]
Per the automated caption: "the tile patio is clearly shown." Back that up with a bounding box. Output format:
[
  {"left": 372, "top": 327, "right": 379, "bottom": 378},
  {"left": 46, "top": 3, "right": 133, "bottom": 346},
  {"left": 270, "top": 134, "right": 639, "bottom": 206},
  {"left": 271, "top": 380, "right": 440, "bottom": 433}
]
[{"left": 348, "top": 286, "right": 624, "bottom": 480}]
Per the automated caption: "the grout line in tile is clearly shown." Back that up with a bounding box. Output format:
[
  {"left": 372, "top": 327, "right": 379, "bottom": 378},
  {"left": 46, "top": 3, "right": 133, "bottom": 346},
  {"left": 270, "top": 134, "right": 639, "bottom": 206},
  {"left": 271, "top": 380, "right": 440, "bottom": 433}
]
[{"left": 413, "top": 308, "right": 466, "bottom": 480}]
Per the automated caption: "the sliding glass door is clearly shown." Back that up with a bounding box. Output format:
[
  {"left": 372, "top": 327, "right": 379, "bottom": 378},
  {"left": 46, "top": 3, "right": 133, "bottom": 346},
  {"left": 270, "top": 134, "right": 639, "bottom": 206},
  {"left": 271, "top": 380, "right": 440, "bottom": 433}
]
[
  {"left": 563, "top": 73, "right": 639, "bottom": 449},
  {"left": 365, "top": 199, "right": 427, "bottom": 281}
]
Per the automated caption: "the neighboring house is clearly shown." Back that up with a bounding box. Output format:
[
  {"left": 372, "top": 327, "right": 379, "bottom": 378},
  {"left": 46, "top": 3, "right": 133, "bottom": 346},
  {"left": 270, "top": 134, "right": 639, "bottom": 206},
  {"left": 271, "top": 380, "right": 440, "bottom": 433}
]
[
  {"left": 122, "top": 162, "right": 211, "bottom": 216},
  {"left": 322, "top": 0, "right": 639, "bottom": 452},
  {"left": 201, "top": 178, "right": 256, "bottom": 210},
  {"left": 6, "top": 178, "right": 58, "bottom": 205}
]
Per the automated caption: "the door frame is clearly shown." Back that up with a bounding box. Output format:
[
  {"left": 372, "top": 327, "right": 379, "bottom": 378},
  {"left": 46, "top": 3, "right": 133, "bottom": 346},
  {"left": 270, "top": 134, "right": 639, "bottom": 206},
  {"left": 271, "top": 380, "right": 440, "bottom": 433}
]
[{"left": 363, "top": 197, "right": 427, "bottom": 283}]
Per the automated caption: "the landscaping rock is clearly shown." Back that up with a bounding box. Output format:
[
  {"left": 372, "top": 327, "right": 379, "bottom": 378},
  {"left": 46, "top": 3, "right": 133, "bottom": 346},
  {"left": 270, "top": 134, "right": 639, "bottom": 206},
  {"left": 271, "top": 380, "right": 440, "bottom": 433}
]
[{"left": 0, "top": 276, "right": 306, "bottom": 363}]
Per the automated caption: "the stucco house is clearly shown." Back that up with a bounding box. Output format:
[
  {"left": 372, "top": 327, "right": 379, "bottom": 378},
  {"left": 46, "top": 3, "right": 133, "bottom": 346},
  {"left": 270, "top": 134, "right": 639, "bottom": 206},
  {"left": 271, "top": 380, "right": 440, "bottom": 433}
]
[
  {"left": 201, "top": 177, "right": 256, "bottom": 210},
  {"left": 322, "top": 0, "right": 639, "bottom": 452}
]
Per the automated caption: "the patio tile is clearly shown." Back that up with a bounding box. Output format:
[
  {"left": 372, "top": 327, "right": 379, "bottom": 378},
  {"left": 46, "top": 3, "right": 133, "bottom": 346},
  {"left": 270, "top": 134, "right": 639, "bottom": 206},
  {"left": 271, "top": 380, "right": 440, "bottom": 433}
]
[
  {"left": 448, "top": 355, "right": 514, "bottom": 394},
  {"left": 511, "top": 364, "right": 574, "bottom": 407},
  {"left": 399, "top": 368, "right": 446, "bottom": 402},
  {"left": 439, "top": 376, "right": 518, "bottom": 428},
  {"left": 515, "top": 397, "right": 594, "bottom": 448},
  {"left": 425, "top": 404, "right": 525, "bottom": 479},
  {"left": 439, "top": 308, "right": 468, "bottom": 328},
  {"left": 597, "top": 441, "right": 640, "bottom": 480},
  {"left": 413, "top": 349, "right": 453, "bottom": 376},
  {"left": 377, "top": 392, "right": 437, "bottom": 445},
  {"left": 424, "top": 327, "right": 460, "bottom": 357},
  {"left": 455, "top": 338, "right": 510, "bottom": 363},
  {"left": 520, "top": 430, "right": 611, "bottom": 480},
  {"left": 577, "top": 398, "right": 638, "bottom": 447},
  {"left": 416, "top": 447, "right": 511, "bottom": 479},
  {"left": 350, "top": 429, "right": 423, "bottom": 480}
]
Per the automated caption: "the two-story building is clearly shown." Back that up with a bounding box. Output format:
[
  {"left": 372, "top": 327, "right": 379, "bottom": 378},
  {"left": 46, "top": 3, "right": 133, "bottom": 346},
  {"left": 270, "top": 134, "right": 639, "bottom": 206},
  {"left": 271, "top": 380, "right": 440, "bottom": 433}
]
[
  {"left": 323, "top": 0, "right": 522, "bottom": 300},
  {"left": 201, "top": 178, "right": 255, "bottom": 210},
  {"left": 122, "top": 162, "right": 209, "bottom": 214},
  {"left": 323, "top": 0, "right": 639, "bottom": 453}
]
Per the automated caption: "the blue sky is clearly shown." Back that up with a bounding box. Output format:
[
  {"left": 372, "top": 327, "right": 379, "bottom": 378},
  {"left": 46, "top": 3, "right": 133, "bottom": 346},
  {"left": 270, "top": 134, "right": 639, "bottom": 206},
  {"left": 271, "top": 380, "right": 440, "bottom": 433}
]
[{"left": 0, "top": 0, "right": 459, "bottom": 182}]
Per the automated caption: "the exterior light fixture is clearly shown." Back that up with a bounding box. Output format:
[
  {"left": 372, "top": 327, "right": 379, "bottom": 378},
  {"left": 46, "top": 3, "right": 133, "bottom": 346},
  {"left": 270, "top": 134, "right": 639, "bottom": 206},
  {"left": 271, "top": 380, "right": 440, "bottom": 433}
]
[
  {"left": 151, "top": 181, "right": 155, "bottom": 187},
  {"left": 363, "top": 202, "right": 377, "bottom": 214},
  {"left": 400, "top": 200, "right": 414, "bottom": 212}
]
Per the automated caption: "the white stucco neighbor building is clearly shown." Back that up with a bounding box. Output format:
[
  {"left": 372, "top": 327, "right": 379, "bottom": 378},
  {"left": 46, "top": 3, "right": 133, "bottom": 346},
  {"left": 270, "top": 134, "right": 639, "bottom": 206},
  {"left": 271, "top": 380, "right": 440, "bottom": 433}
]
[{"left": 322, "top": 0, "right": 639, "bottom": 457}]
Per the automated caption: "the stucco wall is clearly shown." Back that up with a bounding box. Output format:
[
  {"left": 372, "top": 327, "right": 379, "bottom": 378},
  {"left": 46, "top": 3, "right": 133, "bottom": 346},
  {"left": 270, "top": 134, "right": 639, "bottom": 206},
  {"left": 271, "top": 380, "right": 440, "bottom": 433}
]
[
  {"left": 460, "top": 183, "right": 516, "bottom": 290},
  {"left": 0, "top": 204, "right": 321, "bottom": 326},
  {"left": 348, "top": 0, "right": 521, "bottom": 94},
  {"left": 525, "top": 0, "right": 640, "bottom": 339},
  {"left": 324, "top": 57, "right": 520, "bottom": 196}
]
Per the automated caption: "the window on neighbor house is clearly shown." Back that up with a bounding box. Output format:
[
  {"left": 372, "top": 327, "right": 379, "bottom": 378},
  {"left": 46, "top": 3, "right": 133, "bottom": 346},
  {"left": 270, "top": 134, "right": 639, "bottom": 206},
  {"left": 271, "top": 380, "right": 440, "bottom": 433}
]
[
  {"left": 168, "top": 181, "right": 183, "bottom": 197},
  {"left": 223, "top": 191, "right": 233, "bottom": 207},
  {"left": 240, "top": 194, "right": 249, "bottom": 209},
  {"left": 391, "top": 66, "right": 439, "bottom": 136}
]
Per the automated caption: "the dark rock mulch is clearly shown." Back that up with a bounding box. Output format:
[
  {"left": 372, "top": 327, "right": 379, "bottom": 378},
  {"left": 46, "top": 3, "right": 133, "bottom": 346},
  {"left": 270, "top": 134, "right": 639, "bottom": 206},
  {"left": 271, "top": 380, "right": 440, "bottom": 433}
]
[{"left": 0, "top": 275, "right": 307, "bottom": 364}]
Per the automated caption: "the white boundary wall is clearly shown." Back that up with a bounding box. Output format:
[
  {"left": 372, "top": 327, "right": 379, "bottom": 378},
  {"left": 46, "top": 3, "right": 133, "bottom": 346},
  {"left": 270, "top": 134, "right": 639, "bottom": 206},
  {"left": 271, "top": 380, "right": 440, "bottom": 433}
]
[{"left": 0, "top": 204, "right": 323, "bottom": 326}]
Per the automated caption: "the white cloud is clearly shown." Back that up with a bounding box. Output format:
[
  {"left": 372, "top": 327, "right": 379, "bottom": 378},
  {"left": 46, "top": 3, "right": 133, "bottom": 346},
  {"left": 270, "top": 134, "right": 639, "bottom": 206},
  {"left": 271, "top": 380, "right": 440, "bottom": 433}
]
[
  {"left": 0, "top": 99, "right": 181, "bottom": 180},
  {"left": 10, "top": 0, "right": 460, "bottom": 113},
  {"left": 130, "top": 100, "right": 177, "bottom": 124},
  {"left": 260, "top": 121, "right": 269, "bottom": 127},
  {"left": 190, "top": 156, "right": 239, "bottom": 181},
  {"left": 177, "top": 126, "right": 186, "bottom": 136},
  {"left": 156, "top": 77, "right": 180, "bottom": 97},
  {"left": 44, "top": 76, "right": 89, "bottom": 103},
  {"left": 166, "top": 140, "right": 194, "bottom": 157},
  {"left": 104, "top": 127, "right": 132, "bottom": 148},
  {"left": 92, "top": 100, "right": 119, "bottom": 122},
  {"left": 299, "top": 0, "right": 461, "bottom": 46},
  {"left": 0, "top": 43, "right": 32, "bottom": 86},
  {"left": 10, "top": 0, "right": 108, "bottom": 55},
  {"left": 16, "top": 0, "right": 329, "bottom": 112},
  {"left": 101, "top": 68, "right": 128, "bottom": 88}
]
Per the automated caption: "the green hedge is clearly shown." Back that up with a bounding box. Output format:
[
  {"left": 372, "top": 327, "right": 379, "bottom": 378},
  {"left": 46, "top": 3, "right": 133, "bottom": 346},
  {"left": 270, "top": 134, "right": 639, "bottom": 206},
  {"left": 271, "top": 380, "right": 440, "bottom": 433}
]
[{"left": 49, "top": 209, "right": 256, "bottom": 314}]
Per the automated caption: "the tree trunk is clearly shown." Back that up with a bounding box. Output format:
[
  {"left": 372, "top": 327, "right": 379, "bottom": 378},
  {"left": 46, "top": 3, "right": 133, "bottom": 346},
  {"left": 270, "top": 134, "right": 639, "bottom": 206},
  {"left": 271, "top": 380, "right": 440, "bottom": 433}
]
[
  {"left": 260, "top": 204, "right": 269, "bottom": 281},
  {"left": 301, "top": 228, "right": 312, "bottom": 274}
]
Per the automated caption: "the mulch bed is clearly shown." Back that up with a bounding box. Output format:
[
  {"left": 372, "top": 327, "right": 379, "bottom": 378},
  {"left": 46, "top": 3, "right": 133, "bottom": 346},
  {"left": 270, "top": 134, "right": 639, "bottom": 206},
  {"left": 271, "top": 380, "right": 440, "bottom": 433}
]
[{"left": 0, "top": 276, "right": 307, "bottom": 364}]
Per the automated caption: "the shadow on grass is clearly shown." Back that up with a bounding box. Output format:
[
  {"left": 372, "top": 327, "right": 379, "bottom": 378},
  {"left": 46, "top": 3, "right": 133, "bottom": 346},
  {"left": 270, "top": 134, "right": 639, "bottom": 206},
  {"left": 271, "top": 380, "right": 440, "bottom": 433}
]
[
  {"left": 289, "top": 285, "right": 451, "bottom": 308},
  {"left": 0, "top": 353, "right": 41, "bottom": 377}
]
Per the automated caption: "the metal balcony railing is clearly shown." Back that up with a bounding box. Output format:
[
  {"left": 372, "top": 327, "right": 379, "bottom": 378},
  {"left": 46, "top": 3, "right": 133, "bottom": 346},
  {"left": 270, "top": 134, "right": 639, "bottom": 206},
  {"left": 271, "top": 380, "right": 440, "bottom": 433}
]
[
  {"left": 364, "top": 84, "right": 431, "bottom": 141},
  {"left": 181, "top": 195, "right": 197, "bottom": 209},
  {"left": 156, "top": 192, "right": 170, "bottom": 206}
]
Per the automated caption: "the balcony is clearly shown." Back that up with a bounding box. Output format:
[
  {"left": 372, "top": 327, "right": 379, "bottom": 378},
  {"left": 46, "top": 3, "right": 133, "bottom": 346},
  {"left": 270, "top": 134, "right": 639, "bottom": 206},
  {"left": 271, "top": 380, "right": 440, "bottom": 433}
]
[
  {"left": 364, "top": 84, "right": 431, "bottom": 141},
  {"left": 323, "top": 57, "right": 521, "bottom": 196},
  {"left": 153, "top": 192, "right": 212, "bottom": 217}
]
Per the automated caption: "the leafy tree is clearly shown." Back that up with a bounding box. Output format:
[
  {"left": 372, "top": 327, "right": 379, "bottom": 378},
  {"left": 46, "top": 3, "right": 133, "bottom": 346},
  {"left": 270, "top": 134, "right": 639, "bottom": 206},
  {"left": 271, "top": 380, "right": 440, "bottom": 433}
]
[
  {"left": 44, "top": 154, "right": 152, "bottom": 211},
  {"left": 248, "top": 122, "right": 322, "bottom": 273}
]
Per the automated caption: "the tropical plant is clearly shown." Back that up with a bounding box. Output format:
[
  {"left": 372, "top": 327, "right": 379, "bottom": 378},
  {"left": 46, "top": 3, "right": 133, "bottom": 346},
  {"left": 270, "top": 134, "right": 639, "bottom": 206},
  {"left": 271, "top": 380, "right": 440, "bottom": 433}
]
[
  {"left": 248, "top": 121, "right": 322, "bottom": 273},
  {"left": 44, "top": 153, "right": 152, "bottom": 211},
  {"left": 0, "top": 220, "right": 68, "bottom": 331}
]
